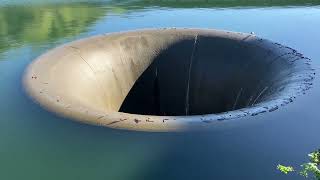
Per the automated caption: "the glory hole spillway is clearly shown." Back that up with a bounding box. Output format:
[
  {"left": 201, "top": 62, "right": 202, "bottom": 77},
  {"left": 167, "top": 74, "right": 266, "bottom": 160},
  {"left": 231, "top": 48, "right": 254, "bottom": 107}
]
[{"left": 23, "top": 28, "right": 314, "bottom": 132}]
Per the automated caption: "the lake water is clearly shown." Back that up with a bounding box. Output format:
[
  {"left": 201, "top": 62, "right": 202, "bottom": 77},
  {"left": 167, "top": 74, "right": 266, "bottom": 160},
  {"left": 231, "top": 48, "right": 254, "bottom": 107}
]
[{"left": 0, "top": 1, "right": 320, "bottom": 179}]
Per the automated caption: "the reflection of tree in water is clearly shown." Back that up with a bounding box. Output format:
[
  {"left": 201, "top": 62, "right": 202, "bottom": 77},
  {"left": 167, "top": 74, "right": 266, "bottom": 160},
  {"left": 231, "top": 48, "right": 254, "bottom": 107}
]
[
  {"left": 0, "top": 4, "right": 108, "bottom": 53},
  {"left": 1, "top": 0, "right": 319, "bottom": 54}
]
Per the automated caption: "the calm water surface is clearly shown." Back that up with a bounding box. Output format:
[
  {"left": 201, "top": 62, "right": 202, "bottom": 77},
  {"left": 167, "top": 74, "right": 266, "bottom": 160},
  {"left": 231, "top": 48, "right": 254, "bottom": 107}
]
[{"left": 0, "top": 1, "right": 320, "bottom": 179}]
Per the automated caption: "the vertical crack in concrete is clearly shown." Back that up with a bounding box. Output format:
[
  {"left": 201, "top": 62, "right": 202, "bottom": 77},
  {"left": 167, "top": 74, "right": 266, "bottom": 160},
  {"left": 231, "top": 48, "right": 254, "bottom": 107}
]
[
  {"left": 232, "top": 88, "right": 243, "bottom": 110},
  {"left": 185, "top": 35, "right": 198, "bottom": 115},
  {"left": 246, "top": 95, "right": 254, "bottom": 107},
  {"left": 251, "top": 86, "right": 269, "bottom": 106},
  {"left": 154, "top": 66, "right": 161, "bottom": 115}
]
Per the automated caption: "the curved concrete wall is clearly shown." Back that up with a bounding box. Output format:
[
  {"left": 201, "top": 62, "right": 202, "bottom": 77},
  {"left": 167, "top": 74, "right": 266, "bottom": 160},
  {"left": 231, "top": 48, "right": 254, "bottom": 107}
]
[{"left": 23, "top": 28, "right": 314, "bottom": 132}]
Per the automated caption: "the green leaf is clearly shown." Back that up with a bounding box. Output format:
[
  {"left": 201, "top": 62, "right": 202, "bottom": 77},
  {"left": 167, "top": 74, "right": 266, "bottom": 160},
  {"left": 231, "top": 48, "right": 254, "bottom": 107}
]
[{"left": 277, "top": 164, "right": 294, "bottom": 174}]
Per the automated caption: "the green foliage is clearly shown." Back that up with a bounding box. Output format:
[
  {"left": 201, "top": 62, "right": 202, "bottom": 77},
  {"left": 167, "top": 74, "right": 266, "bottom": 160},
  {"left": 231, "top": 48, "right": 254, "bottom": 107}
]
[
  {"left": 2, "top": 0, "right": 320, "bottom": 55},
  {"left": 299, "top": 162, "right": 320, "bottom": 179},
  {"left": 0, "top": 3, "right": 107, "bottom": 53},
  {"left": 277, "top": 149, "right": 320, "bottom": 180},
  {"left": 277, "top": 164, "right": 294, "bottom": 174},
  {"left": 299, "top": 150, "right": 320, "bottom": 179},
  {"left": 310, "top": 150, "right": 320, "bottom": 165}
]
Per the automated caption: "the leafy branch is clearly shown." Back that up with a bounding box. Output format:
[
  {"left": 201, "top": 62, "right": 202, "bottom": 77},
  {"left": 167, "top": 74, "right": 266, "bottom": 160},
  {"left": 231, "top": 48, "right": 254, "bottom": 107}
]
[{"left": 277, "top": 149, "right": 320, "bottom": 179}]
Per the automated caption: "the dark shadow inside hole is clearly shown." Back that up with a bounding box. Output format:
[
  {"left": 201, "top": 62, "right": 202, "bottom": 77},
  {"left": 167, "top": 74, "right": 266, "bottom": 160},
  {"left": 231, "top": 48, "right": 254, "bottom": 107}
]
[{"left": 119, "top": 36, "right": 276, "bottom": 116}]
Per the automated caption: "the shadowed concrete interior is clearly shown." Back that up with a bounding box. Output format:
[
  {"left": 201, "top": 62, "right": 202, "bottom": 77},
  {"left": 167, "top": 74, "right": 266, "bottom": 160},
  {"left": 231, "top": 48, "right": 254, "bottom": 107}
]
[{"left": 120, "top": 35, "right": 292, "bottom": 116}]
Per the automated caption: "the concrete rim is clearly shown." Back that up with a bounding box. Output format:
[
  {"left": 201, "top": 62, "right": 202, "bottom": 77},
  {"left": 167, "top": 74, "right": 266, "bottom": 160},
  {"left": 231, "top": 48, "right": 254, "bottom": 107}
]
[{"left": 23, "top": 28, "right": 315, "bottom": 132}]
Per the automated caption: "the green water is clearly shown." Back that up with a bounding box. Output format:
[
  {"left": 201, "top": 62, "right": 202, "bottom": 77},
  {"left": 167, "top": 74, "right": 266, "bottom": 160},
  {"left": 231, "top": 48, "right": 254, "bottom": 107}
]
[{"left": 0, "top": 1, "right": 320, "bottom": 179}]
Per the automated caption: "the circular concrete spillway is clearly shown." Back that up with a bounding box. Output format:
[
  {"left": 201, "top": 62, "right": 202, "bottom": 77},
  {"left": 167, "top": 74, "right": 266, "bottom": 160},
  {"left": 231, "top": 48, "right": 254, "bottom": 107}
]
[{"left": 23, "top": 28, "right": 314, "bottom": 132}]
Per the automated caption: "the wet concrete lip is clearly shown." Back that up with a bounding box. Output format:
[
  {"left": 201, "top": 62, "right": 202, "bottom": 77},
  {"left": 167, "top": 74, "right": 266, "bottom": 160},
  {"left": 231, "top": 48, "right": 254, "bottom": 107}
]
[{"left": 23, "top": 28, "right": 315, "bottom": 132}]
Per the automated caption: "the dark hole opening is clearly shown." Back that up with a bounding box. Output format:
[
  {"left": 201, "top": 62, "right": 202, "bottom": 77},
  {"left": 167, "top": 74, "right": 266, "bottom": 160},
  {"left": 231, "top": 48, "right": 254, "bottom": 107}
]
[{"left": 119, "top": 36, "right": 284, "bottom": 116}]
